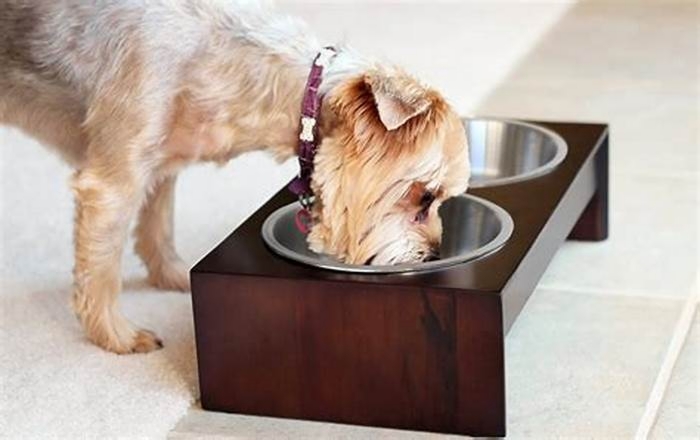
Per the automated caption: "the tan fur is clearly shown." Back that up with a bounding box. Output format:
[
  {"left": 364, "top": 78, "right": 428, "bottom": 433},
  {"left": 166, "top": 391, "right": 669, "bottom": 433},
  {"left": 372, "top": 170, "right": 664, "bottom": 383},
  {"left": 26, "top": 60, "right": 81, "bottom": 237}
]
[
  {"left": 309, "top": 73, "right": 468, "bottom": 264},
  {"left": 0, "top": 0, "right": 469, "bottom": 354}
]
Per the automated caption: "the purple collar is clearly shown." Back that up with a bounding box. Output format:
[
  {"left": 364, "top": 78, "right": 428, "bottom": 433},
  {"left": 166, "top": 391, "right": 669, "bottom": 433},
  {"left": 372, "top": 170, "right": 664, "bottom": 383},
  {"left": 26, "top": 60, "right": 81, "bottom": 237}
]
[{"left": 288, "top": 47, "right": 337, "bottom": 219}]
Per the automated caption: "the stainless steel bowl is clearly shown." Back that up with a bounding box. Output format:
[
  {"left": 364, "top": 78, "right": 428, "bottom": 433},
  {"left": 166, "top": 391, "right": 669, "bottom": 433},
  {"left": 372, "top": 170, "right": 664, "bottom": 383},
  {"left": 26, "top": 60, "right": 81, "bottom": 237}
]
[
  {"left": 466, "top": 118, "right": 567, "bottom": 188},
  {"left": 261, "top": 194, "right": 513, "bottom": 274}
]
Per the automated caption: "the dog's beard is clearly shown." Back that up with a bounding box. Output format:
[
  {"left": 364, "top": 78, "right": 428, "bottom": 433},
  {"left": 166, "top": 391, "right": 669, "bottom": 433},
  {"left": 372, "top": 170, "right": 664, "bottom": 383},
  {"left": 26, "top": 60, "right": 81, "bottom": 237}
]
[
  {"left": 308, "top": 206, "right": 440, "bottom": 266},
  {"left": 367, "top": 238, "right": 434, "bottom": 265},
  {"left": 352, "top": 213, "right": 440, "bottom": 266},
  {"left": 308, "top": 160, "right": 449, "bottom": 266}
]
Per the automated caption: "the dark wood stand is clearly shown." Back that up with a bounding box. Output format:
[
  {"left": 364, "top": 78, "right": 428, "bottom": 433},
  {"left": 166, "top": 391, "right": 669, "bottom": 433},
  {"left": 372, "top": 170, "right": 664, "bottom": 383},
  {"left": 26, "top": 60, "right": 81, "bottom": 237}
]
[{"left": 190, "top": 121, "right": 609, "bottom": 437}]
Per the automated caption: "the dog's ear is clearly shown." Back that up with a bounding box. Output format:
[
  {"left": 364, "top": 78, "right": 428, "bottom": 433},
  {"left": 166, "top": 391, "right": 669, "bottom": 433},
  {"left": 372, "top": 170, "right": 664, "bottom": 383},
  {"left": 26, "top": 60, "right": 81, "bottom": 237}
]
[{"left": 365, "top": 72, "right": 431, "bottom": 131}]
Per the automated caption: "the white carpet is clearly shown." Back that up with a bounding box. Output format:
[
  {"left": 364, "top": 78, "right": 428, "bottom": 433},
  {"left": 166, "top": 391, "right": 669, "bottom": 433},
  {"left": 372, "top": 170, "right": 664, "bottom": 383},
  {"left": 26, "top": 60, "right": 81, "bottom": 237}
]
[{"left": 0, "top": 126, "right": 297, "bottom": 439}]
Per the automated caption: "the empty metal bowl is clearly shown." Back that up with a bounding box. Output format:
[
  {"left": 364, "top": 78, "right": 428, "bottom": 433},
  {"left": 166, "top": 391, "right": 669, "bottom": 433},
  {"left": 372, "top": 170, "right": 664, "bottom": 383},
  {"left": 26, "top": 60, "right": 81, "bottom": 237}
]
[
  {"left": 466, "top": 118, "right": 567, "bottom": 188},
  {"left": 261, "top": 194, "right": 513, "bottom": 274}
]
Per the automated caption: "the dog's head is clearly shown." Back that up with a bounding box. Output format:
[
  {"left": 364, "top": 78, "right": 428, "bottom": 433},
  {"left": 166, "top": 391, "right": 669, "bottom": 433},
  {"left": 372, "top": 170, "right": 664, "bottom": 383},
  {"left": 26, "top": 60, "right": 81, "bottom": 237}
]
[{"left": 308, "top": 68, "right": 469, "bottom": 265}]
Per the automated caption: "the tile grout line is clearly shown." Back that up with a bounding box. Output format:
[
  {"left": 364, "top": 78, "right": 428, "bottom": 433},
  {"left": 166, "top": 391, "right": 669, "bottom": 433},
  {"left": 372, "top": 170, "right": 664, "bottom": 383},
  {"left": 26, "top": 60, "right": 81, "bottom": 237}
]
[
  {"left": 536, "top": 284, "right": 689, "bottom": 302},
  {"left": 611, "top": 170, "right": 699, "bottom": 182},
  {"left": 633, "top": 280, "right": 699, "bottom": 440}
]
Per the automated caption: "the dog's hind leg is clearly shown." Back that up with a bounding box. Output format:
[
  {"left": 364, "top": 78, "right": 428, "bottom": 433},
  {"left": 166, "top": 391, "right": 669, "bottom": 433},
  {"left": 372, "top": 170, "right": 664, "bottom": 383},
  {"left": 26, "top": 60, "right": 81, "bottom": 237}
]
[{"left": 134, "top": 175, "right": 190, "bottom": 292}]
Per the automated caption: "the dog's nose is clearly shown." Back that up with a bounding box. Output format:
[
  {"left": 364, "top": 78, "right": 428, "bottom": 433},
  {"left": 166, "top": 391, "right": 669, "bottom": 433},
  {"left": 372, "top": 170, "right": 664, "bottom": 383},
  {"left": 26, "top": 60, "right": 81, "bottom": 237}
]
[
  {"left": 423, "top": 243, "right": 441, "bottom": 262},
  {"left": 424, "top": 252, "right": 440, "bottom": 262}
]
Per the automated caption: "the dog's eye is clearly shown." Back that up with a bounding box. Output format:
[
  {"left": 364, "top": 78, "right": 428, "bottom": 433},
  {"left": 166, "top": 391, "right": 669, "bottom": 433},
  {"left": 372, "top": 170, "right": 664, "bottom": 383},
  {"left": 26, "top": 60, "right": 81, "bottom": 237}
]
[
  {"left": 414, "top": 191, "right": 434, "bottom": 223},
  {"left": 419, "top": 191, "right": 435, "bottom": 207}
]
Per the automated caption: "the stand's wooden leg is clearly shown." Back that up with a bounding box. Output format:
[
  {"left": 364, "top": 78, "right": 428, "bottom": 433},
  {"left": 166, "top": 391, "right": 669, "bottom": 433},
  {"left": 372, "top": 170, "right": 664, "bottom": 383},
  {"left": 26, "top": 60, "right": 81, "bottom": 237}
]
[
  {"left": 568, "top": 137, "right": 609, "bottom": 241},
  {"left": 455, "top": 294, "right": 506, "bottom": 437}
]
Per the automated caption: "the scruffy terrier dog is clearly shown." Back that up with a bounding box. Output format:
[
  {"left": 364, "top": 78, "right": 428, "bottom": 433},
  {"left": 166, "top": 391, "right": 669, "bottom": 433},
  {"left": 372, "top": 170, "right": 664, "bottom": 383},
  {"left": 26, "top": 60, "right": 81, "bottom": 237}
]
[{"left": 0, "top": 0, "right": 470, "bottom": 353}]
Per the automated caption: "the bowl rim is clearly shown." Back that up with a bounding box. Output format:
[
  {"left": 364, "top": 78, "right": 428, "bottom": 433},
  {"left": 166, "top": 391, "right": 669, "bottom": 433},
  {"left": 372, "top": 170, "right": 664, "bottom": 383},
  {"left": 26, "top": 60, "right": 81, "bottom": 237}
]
[
  {"left": 261, "top": 194, "right": 514, "bottom": 274},
  {"left": 465, "top": 117, "right": 568, "bottom": 188}
]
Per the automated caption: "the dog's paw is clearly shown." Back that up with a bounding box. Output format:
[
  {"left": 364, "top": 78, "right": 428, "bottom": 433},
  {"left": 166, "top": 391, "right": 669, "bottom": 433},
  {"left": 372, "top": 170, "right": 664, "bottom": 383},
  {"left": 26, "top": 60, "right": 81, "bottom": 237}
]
[
  {"left": 85, "top": 322, "right": 164, "bottom": 354},
  {"left": 148, "top": 258, "right": 190, "bottom": 292},
  {"left": 131, "top": 329, "right": 164, "bottom": 353}
]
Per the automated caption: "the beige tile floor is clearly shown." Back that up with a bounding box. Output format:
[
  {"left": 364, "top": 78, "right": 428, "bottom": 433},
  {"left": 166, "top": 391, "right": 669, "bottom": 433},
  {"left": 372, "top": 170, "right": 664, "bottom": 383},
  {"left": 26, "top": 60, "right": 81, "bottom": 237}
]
[
  {"left": 505, "top": 289, "right": 683, "bottom": 438},
  {"left": 171, "top": 1, "right": 698, "bottom": 438},
  {"left": 652, "top": 312, "right": 699, "bottom": 439}
]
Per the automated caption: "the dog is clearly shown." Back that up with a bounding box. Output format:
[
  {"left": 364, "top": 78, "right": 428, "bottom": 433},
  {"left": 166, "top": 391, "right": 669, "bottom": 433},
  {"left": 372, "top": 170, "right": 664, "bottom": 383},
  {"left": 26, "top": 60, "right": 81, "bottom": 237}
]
[{"left": 0, "top": 0, "right": 470, "bottom": 354}]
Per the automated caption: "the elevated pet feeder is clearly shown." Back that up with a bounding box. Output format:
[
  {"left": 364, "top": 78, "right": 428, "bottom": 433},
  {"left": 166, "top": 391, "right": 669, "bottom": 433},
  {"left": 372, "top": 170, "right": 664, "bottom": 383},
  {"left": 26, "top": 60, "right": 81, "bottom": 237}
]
[{"left": 190, "top": 119, "right": 609, "bottom": 437}]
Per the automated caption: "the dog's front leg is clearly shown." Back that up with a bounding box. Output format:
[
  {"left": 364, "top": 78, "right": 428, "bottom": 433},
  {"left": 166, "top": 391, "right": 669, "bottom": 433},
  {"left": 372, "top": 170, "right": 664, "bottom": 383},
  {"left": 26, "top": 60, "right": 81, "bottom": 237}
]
[
  {"left": 71, "top": 164, "right": 162, "bottom": 354},
  {"left": 134, "top": 175, "right": 190, "bottom": 292}
]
